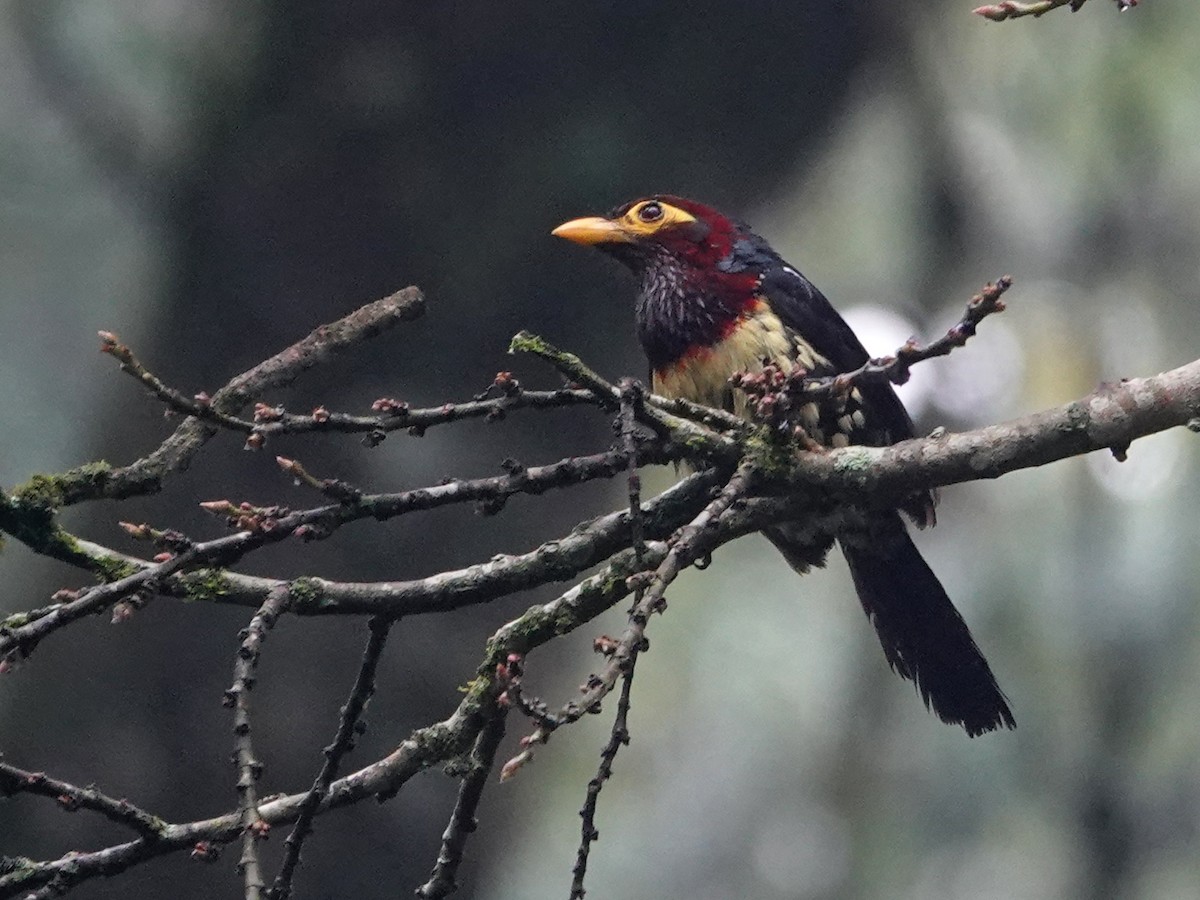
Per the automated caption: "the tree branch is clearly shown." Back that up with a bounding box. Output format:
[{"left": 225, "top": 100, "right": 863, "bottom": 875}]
[
  {"left": 786, "top": 359, "right": 1200, "bottom": 503},
  {"left": 6, "top": 279, "right": 1200, "bottom": 899},
  {"left": 509, "top": 330, "right": 739, "bottom": 459},
  {"left": 973, "top": 0, "right": 1138, "bottom": 22},
  {"left": 2, "top": 444, "right": 679, "bottom": 644},
  {"left": 101, "top": 331, "right": 597, "bottom": 443},
  {"left": 269, "top": 616, "right": 392, "bottom": 899},
  {"left": 0, "top": 762, "right": 166, "bottom": 839},
  {"left": 414, "top": 707, "right": 508, "bottom": 899},
  {"left": 14, "top": 287, "right": 424, "bottom": 507},
  {"left": 570, "top": 379, "right": 648, "bottom": 897},
  {"left": 228, "top": 586, "right": 291, "bottom": 900},
  {"left": 0, "top": 483, "right": 822, "bottom": 899}
]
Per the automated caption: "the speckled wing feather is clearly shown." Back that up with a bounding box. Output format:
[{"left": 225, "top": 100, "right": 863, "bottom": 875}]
[
  {"left": 756, "top": 264, "right": 916, "bottom": 441},
  {"left": 755, "top": 262, "right": 935, "bottom": 527}
]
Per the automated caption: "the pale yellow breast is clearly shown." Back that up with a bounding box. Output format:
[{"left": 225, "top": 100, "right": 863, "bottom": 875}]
[{"left": 652, "top": 300, "right": 830, "bottom": 417}]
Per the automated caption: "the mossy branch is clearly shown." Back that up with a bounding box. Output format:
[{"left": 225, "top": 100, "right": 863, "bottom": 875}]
[{"left": 5, "top": 283, "right": 1200, "bottom": 899}]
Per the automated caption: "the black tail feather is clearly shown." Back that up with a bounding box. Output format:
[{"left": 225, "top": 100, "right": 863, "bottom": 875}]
[
  {"left": 839, "top": 512, "right": 1014, "bottom": 736},
  {"left": 769, "top": 513, "right": 1014, "bottom": 737}
]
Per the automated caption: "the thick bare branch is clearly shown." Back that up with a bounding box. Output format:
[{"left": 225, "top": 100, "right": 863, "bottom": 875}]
[{"left": 788, "top": 359, "right": 1200, "bottom": 503}]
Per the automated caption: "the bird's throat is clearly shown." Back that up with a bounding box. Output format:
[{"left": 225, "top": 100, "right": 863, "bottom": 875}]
[{"left": 635, "top": 258, "right": 759, "bottom": 373}]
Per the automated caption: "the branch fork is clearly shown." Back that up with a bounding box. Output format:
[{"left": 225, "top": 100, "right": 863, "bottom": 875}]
[{"left": 7, "top": 275, "right": 1200, "bottom": 900}]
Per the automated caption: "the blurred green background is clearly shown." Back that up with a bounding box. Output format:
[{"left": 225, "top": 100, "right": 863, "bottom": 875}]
[{"left": 3, "top": 1, "right": 1200, "bottom": 898}]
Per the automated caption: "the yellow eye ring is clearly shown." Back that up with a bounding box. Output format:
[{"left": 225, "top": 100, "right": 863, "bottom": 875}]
[{"left": 636, "top": 202, "right": 663, "bottom": 223}]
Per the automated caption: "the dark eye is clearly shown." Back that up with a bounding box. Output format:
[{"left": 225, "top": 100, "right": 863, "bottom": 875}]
[{"left": 637, "top": 202, "right": 663, "bottom": 223}]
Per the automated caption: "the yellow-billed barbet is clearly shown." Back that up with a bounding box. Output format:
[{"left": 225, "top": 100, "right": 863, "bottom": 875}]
[{"left": 553, "top": 195, "right": 1014, "bottom": 736}]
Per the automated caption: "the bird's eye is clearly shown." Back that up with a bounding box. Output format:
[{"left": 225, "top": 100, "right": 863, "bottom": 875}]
[{"left": 637, "top": 202, "right": 663, "bottom": 223}]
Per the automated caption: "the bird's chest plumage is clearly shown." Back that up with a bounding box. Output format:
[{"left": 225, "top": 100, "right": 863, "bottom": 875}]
[
  {"left": 637, "top": 256, "right": 885, "bottom": 450},
  {"left": 651, "top": 299, "right": 831, "bottom": 416}
]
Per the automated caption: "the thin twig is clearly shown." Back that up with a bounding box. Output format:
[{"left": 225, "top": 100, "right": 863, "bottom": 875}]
[
  {"left": 0, "top": 761, "right": 165, "bottom": 838},
  {"left": 260, "top": 388, "right": 596, "bottom": 440},
  {"left": 229, "top": 585, "right": 291, "bottom": 900},
  {"left": 570, "top": 662, "right": 636, "bottom": 900},
  {"left": 47, "top": 287, "right": 425, "bottom": 505},
  {"left": 618, "top": 380, "right": 649, "bottom": 567},
  {"left": 100, "top": 331, "right": 257, "bottom": 435},
  {"left": 509, "top": 331, "right": 737, "bottom": 459},
  {"left": 646, "top": 393, "right": 748, "bottom": 434},
  {"left": 0, "top": 540, "right": 214, "bottom": 661},
  {"left": 973, "top": 0, "right": 1136, "bottom": 21},
  {"left": 101, "top": 330, "right": 596, "bottom": 441},
  {"left": 501, "top": 464, "right": 757, "bottom": 781},
  {"left": 568, "top": 380, "right": 648, "bottom": 897},
  {"left": 268, "top": 616, "right": 392, "bottom": 900},
  {"left": 415, "top": 708, "right": 508, "bottom": 899},
  {"left": 798, "top": 276, "right": 1012, "bottom": 399},
  {"left": 576, "top": 465, "right": 756, "bottom": 712}
]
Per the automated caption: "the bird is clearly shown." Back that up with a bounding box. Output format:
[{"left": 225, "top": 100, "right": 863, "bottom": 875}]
[{"left": 552, "top": 194, "right": 1014, "bottom": 736}]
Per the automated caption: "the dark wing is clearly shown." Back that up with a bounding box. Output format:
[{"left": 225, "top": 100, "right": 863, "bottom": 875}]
[
  {"left": 756, "top": 262, "right": 917, "bottom": 446},
  {"left": 757, "top": 261, "right": 936, "bottom": 528}
]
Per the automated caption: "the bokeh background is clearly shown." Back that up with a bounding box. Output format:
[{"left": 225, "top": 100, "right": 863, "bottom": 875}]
[{"left": 4, "top": 2, "right": 1200, "bottom": 898}]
